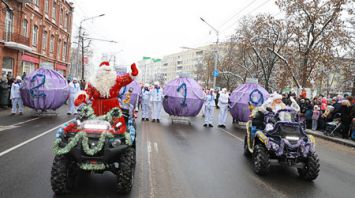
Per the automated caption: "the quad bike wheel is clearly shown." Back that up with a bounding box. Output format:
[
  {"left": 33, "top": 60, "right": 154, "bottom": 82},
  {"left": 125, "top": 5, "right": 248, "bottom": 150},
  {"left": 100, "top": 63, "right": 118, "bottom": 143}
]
[
  {"left": 117, "top": 147, "right": 136, "bottom": 194},
  {"left": 244, "top": 135, "right": 251, "bottom": 157},
  {"left": 298, "top": 152, "right": 320, "bottom": 181},
  {"left": 253, "top": 144, "right": 270, "bottom": 175},
  {"left": 50, "top": 155, "right": 75, "bottom": 194}
]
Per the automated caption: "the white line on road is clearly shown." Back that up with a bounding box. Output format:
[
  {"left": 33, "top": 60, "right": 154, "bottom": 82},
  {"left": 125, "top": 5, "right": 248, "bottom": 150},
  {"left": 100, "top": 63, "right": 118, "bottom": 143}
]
[
  {"left": 154, "top": 142, "right": 158, "bottom": 153},
  {"left": 12, "top": 117, "right": 40, "bottom": 126},
  {"left": 147, "top": 141, "right": 152, "bottom": 153},
  {"left": 0, "top": 117, "right": 40, "bottom": 132},
  {"left": 0, "top": 119, "right": 74, "bottom": 157},
  {"left": 147, "top": 140, "right": 155, "bottom": 198},
  {"left": 219, "top": 128, "right": 244, "bottom": 142}
]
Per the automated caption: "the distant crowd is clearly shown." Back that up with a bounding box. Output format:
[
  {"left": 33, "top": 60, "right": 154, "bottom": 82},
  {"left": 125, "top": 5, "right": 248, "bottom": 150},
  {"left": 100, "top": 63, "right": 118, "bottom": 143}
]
[{"left": 281, "top": 91, "right": 354, "bottom": 139}]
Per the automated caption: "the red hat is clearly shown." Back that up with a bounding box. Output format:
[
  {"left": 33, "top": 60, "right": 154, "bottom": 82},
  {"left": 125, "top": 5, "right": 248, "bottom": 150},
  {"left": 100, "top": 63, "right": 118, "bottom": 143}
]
[{"left": 99, "top": 61, "right": 110, "bottom": 67}]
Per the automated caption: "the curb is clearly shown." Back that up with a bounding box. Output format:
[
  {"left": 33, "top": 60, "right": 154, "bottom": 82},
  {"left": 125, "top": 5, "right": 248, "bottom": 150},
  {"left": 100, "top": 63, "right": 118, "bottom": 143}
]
[{"left": 306, "top": 130, "right": 355, "bottom": 148}]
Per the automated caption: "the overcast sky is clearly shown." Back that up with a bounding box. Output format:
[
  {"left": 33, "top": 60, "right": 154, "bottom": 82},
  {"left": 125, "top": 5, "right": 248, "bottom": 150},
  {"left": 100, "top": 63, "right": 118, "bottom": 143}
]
[{"left": 69, "top": 0, "right": 280, "bottom": 66}]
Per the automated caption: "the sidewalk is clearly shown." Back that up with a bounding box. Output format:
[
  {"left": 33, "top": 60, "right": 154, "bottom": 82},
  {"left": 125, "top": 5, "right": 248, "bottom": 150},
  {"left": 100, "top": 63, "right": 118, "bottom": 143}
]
[{"left": 306, "top": 129, "right": 355, "bottom": 148}]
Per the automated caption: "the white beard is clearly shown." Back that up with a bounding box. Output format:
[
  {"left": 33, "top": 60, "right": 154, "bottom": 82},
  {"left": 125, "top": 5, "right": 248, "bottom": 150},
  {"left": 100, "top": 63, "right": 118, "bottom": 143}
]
[{"left": 90, "top": 66, "right": 116, "bottom": 98}]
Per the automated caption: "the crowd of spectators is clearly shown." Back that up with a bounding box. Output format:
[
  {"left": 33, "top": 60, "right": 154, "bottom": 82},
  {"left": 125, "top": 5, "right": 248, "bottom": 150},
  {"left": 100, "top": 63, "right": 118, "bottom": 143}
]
[{"left": 282, "top": 91, "right": 355, "bottom": 139}]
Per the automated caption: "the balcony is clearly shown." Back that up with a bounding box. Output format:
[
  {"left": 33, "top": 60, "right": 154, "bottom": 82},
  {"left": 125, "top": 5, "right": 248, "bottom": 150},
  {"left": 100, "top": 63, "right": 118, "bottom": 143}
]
[
  {"left": 3, "top": 31, "right": 32, "bottom": 52},
  {"left": 3, "top": 31, "right": 30, "bottom": 46}
]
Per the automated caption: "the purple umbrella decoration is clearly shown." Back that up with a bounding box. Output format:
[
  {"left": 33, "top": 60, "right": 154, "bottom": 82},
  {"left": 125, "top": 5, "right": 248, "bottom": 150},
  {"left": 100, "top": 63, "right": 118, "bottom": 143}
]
[
  {"left": 118, "top": 78, "right": 141, "bottom": 109},
  {"left": 229, "top": 83, "right": 269, "bottom": 122},
  {"left": 20, "top": 68, "right": 69, "bottom": 111},
  {"left": 117, "top": 72, "right": 141, "bottom": 109},
  {"left": 163, "top": 77, "right": 205, "bottom": 117}
]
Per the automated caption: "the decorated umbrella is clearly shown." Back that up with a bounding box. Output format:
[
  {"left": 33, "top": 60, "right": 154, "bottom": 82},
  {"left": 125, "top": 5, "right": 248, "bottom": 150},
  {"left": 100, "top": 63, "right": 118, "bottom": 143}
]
[
  {"left": 117, "top": 72, "right": 141, "bottom": 109},
  {"left": 163, "top": 77, "right": 205, "bottom": 117},
  {"left": 20, "top": 68, "right": 69, "bottom": 111},
  {"left": 229, "top": 83, "right": 269, "bottom": 122}
]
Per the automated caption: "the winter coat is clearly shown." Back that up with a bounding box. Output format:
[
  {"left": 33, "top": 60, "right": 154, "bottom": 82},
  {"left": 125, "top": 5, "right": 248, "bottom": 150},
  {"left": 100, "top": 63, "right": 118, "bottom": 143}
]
[{"left": 338, "top": 105, "right": 352, "bottom": 124}]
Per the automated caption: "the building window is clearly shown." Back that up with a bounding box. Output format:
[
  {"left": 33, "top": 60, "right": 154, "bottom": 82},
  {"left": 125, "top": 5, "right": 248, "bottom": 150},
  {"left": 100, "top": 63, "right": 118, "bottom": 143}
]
[
  {"left": 33, "top": 0, "right": 40, "bottom": 7},
  {"left": 50, "top": 35, "right": 54, "bottom": 53},
  {"left": 177, "top": 60, "right": 183, "bottom": 65},
  {"left": 45, "top": 0, "right": 49, "bottom": 14},
  {"left": 62, "top": 42, "right": 67, "bottom": 61},
  {"left": 22, "top": 19, "right": 28, "bottom": 37},
  {"left": 4, "top": 10, "right": 13, "bottom": 41},
  {"left": 52, "top": 1, "right": 57, "bottom": 21},
  {"left": 60, "top": 8, "right": 63, "bottom": 25},
  {"left": 32, "top": 25, "right": 38, "bottom": 46},
  {"left": 64, "top": 13, "right": 68, "bottom": 29},
  {"left": 57, "top": 39, "right": 61, "bottom": 60},
  {"left": 42, "top": 31, "right": 47, "bottom": 50}
]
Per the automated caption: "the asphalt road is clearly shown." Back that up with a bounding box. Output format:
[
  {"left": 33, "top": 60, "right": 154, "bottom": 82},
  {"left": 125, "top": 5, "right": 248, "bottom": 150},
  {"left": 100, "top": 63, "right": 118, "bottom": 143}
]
[{"left": 0, "top": 106, "right": 355, "bottom": 198}]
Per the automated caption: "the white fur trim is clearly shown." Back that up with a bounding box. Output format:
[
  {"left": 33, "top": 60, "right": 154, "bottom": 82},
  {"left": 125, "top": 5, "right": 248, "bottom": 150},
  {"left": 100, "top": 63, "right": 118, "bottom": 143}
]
[{"left": 130, "top": 73, "right": 137, "bottom": 79}]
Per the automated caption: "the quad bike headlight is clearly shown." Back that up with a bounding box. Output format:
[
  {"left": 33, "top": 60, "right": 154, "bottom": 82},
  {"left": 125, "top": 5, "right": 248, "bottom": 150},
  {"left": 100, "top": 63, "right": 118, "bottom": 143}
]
[
  {"left": 285, "top": 136, "right": 300, "bottom": 141},
  {"left": 83, "top": 124, "right": 109, "bottom": 130}
]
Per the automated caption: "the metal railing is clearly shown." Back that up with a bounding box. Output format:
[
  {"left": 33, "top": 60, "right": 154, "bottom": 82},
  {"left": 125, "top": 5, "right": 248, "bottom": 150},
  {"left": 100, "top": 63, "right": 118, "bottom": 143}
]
[{"left": 3, "top": 31, "right": 30, "bottom": 46}]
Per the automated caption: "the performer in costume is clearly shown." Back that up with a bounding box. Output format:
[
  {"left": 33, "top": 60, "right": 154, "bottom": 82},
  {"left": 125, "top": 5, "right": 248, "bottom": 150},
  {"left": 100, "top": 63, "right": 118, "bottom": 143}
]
[
  {"left": 141, "top": 83, "right": 151, "bottom": 121},
  {"left": 74, "top": 61, "right": 139, "bottom": 132},
  {"left": 67, "top": 77, "right": 81, "bottom": 115},
  {"left": 204, "top": 89, "right": 216, "bottom": 127},
  {"left": 150, "top": 81, "right": 164, "bottom": 123},
  {"left": 10, "top": 76, "right": 24, "bottom": 115},
  {"left": 217, "top": 88, "right": 229, "bottom": 128}
]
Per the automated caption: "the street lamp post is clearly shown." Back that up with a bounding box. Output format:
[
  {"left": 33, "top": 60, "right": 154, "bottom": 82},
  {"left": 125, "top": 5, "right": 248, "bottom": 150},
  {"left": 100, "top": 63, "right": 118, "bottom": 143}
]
[
  {"left": 200, "top": 17, "right": 219, "bottom": 89},
  {"left": 76, "top": 14, "right": 105, "bottom": 80}
]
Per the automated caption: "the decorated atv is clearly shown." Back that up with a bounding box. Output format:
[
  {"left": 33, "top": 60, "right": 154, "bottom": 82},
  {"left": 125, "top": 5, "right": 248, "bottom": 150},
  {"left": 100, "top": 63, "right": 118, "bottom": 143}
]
[
  {"left": 50, "top": 105, "right": 136, "bottom": 194},
  {"left": 244, "top": 108, "right": 320, "bottom": 181}
]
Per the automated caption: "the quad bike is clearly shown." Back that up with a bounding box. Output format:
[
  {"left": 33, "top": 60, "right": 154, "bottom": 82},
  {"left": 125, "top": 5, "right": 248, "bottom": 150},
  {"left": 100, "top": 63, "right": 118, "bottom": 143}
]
[
  {"left": 50, "top": 105, "right": 136, "bottom": 194},
  {"left": 244, "top": 108, "right": 320, "bottom": 181}
]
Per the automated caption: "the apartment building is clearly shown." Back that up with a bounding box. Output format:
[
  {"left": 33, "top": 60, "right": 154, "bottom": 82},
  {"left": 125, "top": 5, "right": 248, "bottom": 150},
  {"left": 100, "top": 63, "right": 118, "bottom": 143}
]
[
  {"left": 0, "top": 0, "right": 73, "bottom": 78},
  {"left": 137, "top": 44, "right": 214, "bottom": 85}
]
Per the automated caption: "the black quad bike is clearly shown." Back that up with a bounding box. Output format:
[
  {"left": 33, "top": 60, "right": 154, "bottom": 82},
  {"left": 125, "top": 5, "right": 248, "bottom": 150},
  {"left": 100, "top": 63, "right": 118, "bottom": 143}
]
[
  {"left": 50, "top": 105, "right": 136, "bottom": 194},
  {"left": 244, "top": 108, "right": 320, "bottom": 181}
]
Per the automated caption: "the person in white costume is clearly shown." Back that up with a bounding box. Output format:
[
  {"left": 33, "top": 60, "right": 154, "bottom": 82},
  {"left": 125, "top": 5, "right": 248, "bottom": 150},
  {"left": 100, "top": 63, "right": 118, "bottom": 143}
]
[
  {"left": 10, "top": 76, "right": 24, "bottom": 115},
  {"left": 67, "top": 78, "right": 81, "bottom": 115},
  {"left": 218, "top": 88, "right": 229, "bottom": 128},
  {"left": 150, "top": 81, "right": 164, "bottom": 123},
  {"left": 141, "top": 83, "right": 151, "bottom": 121},
  {"left": 204, "top": 89, "right": 216, "bottom": 127}
]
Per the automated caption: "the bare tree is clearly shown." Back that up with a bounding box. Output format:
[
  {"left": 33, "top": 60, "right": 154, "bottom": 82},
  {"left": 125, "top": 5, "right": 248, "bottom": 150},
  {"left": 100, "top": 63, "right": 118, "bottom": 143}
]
[
  {"left": 234, "top": 14, "right": 293, "bottom": 92},
  {"left": 276, "top": 0, "right": 352, "bottom": 87}
]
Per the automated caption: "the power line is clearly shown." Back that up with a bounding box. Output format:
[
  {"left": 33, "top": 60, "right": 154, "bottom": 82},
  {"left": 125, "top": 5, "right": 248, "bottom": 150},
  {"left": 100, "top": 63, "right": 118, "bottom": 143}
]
[
  {"left": 221, "top": 0, "right": 272, "bottom": 33},
  {"left": 218, "top": 0, "right": 258, "bottom": 29}
]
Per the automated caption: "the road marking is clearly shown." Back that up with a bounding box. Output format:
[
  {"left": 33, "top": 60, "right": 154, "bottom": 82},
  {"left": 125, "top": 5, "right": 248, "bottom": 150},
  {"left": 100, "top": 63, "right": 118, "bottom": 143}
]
[
  {"left": 0, "top": 117, "right": 40, "bottom": 132},
  {"left": 12, "top": 117, "right": 40, "bottom": 125},
  {"left": 0, "top": 119, "right": 74, "bottom": 157},
  {"left": 147, "top": 141, "right": 152, "bottom": 154},
  {"left": 219, "top": 128, "right": 244, "bottom": 142},
  {"left": 147, "top": 140, "right": 155, "bottom": 198},
  {"left": 154, "top": 142, "right": 158, "bottom": 153}
]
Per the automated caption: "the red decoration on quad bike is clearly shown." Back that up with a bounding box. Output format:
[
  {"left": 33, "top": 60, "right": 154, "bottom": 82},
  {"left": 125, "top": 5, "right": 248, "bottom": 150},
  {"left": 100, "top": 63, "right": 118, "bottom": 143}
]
[{"left": 63, "top": 123, "right": 80, "bottom": 133}]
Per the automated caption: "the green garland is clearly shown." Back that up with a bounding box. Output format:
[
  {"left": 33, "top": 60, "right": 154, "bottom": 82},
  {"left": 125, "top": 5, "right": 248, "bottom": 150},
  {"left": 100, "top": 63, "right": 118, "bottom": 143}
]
[
  {"left": 77, "top": 105, "right": 96, "bottom": 120},
  {"left": 105, "top": 107, "right": 123, "bottom": 124},
  {"left": 81, "top": 132, "right": 113, "bottom": 156},
  {"left": 53, "top": 132, "right": 85, "bottom": 155},
  {"left": 53, "top": 132, "right": 114, "bottom": 156},
  {"left": 79, "top": 162, "right": 106, "bottom": 171}
]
